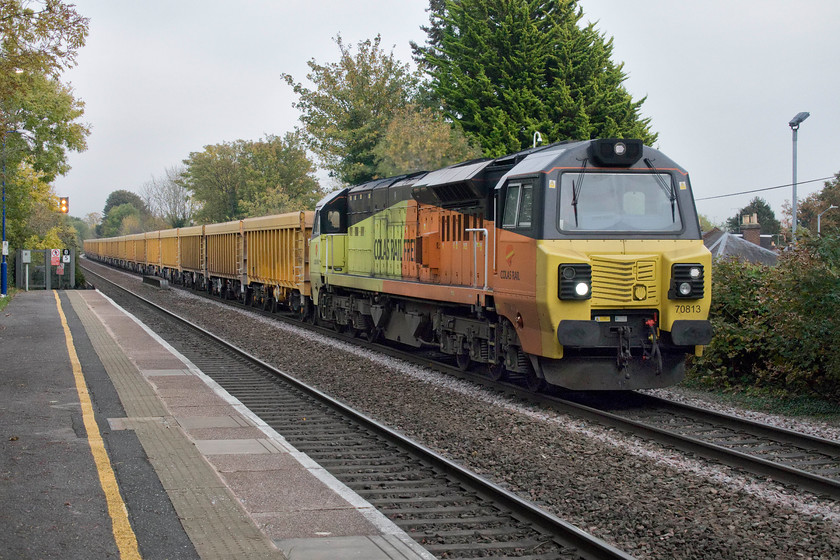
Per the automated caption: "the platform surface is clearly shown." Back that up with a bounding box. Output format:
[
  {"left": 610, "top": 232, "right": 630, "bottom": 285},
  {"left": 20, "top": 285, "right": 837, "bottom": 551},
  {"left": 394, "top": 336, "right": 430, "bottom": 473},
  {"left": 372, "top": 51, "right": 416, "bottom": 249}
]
[{"left": 0, "top": 290, "right": 433, "bottom": 560}]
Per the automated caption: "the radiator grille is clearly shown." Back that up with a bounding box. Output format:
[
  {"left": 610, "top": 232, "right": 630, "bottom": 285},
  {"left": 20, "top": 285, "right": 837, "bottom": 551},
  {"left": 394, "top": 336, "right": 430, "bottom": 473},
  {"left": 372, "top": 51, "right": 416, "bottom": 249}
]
[{"left": 590, "top": 256, "right": 659, "bottom": 305}]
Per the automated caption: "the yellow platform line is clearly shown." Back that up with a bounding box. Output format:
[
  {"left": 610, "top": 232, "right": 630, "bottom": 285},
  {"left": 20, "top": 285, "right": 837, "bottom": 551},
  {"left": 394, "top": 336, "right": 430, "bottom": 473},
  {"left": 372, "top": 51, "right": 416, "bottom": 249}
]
[{"left": 55, "top": 291, "right": 141, "bottom": 559}]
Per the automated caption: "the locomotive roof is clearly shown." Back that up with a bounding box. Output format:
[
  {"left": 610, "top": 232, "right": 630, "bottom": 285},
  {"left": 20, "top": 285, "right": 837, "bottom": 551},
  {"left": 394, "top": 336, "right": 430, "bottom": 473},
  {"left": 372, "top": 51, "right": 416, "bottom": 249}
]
[{"left": 316, "top": 139, "right": 686, "bottom": 211}]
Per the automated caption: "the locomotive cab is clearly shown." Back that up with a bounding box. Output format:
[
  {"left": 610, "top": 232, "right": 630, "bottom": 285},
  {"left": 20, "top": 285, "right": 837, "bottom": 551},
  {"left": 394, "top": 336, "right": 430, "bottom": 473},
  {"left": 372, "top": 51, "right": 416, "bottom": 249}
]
[{"left": 494, "top": 139, "right": 713, "bottom": 390}]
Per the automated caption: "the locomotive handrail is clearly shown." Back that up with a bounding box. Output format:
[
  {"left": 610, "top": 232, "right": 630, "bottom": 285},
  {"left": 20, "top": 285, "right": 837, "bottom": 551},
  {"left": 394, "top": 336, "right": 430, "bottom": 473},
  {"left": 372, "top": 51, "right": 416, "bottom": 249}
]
[{"left": 466, "top": 228, "right": 488, "bottom": 291}]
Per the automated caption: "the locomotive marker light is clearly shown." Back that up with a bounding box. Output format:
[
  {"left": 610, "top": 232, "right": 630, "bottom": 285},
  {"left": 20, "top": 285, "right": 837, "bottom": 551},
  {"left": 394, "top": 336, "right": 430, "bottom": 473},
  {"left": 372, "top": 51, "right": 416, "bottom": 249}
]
[
  {"left": 789, "top": 111, "right": 810, "bottom": 242},
  {"left": 669, "top": 263, "right": 705, "bottom": 299}
]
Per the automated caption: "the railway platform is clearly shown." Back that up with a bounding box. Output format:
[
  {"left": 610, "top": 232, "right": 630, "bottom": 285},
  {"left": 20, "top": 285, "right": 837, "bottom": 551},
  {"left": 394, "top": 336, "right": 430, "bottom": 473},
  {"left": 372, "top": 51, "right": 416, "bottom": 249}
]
[{"left": 0, "top": 290, "right": 433, "bottom": 560}]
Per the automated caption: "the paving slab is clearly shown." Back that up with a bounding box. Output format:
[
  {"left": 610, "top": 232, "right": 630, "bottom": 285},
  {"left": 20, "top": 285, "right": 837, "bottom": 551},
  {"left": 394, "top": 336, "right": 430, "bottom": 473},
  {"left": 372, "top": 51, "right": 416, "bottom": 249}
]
[{"left": 71, "top": 289, "right": 435, "bottom": 560}]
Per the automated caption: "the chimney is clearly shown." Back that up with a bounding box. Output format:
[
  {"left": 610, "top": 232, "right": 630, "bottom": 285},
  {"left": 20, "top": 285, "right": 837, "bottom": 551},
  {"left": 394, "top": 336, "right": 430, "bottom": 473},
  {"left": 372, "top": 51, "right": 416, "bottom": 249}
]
[{"left": 740, "top": 213, "right": 761, "bottom": 246}]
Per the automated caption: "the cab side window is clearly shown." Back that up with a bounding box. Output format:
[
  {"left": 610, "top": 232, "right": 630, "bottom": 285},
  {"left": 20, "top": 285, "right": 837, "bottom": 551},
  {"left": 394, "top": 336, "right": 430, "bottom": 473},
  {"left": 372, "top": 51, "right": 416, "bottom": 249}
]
[{"left": 502, "top": 182, "right": 534, "bottom": 229}]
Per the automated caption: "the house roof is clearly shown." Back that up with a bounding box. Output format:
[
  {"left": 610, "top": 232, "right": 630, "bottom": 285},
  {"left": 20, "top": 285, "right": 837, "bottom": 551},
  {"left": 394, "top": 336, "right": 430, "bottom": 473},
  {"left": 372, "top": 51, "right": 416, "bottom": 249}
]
[{"left": 703, "top": 228, "right": 779, "bottom": 266}]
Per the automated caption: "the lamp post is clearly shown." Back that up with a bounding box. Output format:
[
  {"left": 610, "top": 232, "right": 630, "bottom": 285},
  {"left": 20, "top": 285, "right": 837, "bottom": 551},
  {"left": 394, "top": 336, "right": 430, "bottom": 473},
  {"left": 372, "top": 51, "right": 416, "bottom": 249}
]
[
  {"left": 789, "top": 111, "right": 810, "bottom": 242},
  {"left": 818, "top": 205, "right": 837, "bottom": 236}
]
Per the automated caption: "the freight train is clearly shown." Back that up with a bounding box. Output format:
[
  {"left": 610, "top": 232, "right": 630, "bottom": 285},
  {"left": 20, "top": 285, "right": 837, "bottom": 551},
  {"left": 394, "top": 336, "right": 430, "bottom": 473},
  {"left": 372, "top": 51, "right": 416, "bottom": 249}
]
[{"left": 85, "top": 139, "right": 713, "bottom": 391}]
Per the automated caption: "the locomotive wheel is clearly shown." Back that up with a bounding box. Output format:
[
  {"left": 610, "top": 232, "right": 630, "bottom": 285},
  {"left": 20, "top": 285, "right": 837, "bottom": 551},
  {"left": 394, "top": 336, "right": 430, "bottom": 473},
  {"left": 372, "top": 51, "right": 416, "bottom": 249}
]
[
  {"left": 524, "top": 369, "right": 547, "bottom": 393},
  {"left": 456, "top": 352, "right": 472, "bottom": 372},
  {"left": 364, "top": 328, "right": 382, "bottom": 342},
  {"left": 488, "top": 362, "right": 507, "bottom": 382}
]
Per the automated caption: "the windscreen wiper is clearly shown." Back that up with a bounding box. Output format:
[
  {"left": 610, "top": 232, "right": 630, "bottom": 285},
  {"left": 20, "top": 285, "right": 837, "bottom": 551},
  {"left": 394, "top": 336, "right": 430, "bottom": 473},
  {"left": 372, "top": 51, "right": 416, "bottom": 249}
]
[
  {"left": 571, "top": 157, "right": 588, "bottom": 227},
  {"left": 644, "top": 157, "right": 676, "bottom": 222}
]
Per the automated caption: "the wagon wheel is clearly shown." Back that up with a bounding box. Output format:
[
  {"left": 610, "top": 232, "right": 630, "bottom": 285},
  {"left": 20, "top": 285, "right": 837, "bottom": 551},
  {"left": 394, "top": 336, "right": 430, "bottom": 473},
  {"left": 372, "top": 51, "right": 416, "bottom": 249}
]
[{"left": 456, "top": 352, "right": 472, "bottom": 372}]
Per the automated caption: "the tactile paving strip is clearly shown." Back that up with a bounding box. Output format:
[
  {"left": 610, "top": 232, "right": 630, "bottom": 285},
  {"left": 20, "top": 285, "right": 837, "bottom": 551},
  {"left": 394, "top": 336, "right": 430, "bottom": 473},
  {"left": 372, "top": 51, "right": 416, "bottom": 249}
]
[{"left": 68, "top": 292, "right": 283, "bottom": 560}]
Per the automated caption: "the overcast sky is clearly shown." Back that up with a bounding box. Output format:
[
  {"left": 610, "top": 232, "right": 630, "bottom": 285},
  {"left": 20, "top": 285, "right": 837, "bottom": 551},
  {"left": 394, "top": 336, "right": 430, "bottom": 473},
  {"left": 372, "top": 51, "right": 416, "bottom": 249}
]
[{"left": 53, "top": 1, "right": 840, "bottom": 227}]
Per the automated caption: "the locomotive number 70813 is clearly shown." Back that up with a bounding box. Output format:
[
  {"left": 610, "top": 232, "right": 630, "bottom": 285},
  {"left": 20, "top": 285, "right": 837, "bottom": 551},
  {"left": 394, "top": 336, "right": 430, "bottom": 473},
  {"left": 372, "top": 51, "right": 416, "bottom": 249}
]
[{"left": 674, "top": 304, "right": 703, "bottom": 314}]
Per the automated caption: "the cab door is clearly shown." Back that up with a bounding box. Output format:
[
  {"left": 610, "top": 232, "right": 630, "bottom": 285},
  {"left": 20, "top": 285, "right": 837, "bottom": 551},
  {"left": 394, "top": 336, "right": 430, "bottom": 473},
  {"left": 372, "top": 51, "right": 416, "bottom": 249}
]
[{"left": 496, "top": 180, "right": 537, "bottom": 296}]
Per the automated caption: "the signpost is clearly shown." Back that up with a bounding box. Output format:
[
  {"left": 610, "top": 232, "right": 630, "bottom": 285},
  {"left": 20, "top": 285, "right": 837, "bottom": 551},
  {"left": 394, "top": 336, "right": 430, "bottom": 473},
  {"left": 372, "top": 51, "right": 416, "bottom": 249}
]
[{"left": 21, "top": 250, "right": 30, "bottom": 291}]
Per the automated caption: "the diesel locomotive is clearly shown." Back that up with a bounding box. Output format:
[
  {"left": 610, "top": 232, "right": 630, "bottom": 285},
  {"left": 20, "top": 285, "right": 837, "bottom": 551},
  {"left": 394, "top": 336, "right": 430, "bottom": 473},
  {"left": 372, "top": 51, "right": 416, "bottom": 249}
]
[{"left": 85, "top": 138, "right": 712, "bottom": 391}]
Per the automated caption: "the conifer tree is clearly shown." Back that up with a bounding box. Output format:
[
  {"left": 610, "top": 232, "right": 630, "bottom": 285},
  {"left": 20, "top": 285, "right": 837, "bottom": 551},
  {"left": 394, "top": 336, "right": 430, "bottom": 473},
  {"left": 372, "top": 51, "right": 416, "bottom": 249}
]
[{"left": 412, "top": 0, "right": 656, "bottom": 156}]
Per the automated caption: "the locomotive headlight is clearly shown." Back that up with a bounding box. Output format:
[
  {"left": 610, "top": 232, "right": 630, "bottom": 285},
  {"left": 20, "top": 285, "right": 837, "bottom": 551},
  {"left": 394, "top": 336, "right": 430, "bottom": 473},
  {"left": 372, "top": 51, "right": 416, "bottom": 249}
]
[
  {"left": 614, "top": 142, "right": 627, "bottom": 156},
  {"left": 559, "top": 263, "right": 592, "bottom": 300},
  {"left": 670, "top": 263, "right": 705, "bottom": 300}
]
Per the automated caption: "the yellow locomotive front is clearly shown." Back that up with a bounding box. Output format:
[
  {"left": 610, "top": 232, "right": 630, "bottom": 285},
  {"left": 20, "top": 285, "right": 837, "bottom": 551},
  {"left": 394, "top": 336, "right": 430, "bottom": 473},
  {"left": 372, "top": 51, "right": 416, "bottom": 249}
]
[{"left": 517, "top": 139, "right": 712, "bottom": 390}]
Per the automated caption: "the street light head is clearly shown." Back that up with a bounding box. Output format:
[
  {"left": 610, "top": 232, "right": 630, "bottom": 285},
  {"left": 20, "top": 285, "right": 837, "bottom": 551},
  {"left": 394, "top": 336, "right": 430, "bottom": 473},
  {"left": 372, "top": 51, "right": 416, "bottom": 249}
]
[{"left": 789, "top": 111, "right": 810, "bottom": 128}]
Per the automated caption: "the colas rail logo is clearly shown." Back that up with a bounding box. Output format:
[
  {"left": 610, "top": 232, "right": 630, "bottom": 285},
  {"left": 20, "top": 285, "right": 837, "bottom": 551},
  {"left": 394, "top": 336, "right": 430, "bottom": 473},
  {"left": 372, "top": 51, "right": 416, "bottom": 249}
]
[
  {"left": 500, "top": 244, "right": 520, "bottom": 280},
  {"left": 505, "top": 245, "right": 515, "bottom": 267}
]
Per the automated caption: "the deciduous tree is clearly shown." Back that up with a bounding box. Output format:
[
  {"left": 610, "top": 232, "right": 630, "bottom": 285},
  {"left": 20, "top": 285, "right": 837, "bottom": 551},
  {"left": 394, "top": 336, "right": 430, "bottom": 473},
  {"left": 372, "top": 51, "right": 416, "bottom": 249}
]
[
  {"left": 1, "top": 0, "right": 89, "bottom": 265},
  {"left": 238, "top": 132, "right": 322, "bottom": 215},
  {"left": 181, "top": 134, "right": 322, "bottom": 223},
  {"left": 140, "top": 166, "right": 196, "bottom": 228},
  {"left": 0, "top": 0, "right": 88, "bottom": 102},
  {"left": 282, "top": 35, "right": 420, "bottom": 184},
  {"left": 181, "top": 142, "right": 240, "bottom": 223},
  {"left": 372, "top": 104, "right": 483, "bottom": 176},
  {"left": 99, "top": 203, "right": 141, "bottom": 238},
  {"left": 798, "top": 173, "right": 840, "bottom": 236}
]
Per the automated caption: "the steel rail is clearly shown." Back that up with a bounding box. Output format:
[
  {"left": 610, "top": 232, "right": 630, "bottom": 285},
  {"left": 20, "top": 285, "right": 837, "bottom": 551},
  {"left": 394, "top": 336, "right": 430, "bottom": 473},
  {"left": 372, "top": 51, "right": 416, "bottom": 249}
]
[{"left": 542, "top": 393, "right": 840, "bottom": 499}]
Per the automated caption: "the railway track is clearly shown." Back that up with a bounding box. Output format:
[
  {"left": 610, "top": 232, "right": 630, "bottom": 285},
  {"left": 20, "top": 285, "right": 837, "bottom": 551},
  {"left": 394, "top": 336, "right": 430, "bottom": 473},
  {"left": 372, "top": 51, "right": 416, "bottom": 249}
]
[
  {"left": 84, "top": 260, "right": 840, "bottom": 501},
  {"left": 84, "top": 265, "right": 633, "bottom": 560},
  {"left": 553, "top": 391, "right": 840, "bottom": 500}
]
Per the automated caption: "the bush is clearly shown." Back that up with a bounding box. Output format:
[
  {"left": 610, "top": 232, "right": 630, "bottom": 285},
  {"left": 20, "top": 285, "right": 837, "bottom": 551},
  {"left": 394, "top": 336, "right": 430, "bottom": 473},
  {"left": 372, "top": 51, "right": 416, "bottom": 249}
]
[{"left": 688, "top": 234, "right": 840, "bottom": 402}]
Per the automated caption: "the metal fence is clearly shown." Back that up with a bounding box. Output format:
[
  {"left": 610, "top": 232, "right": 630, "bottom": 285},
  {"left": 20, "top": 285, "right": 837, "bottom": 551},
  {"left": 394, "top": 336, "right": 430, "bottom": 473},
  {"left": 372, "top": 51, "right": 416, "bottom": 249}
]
[{"left": 14, "top": 248, "right": 76, "bottom": 290}]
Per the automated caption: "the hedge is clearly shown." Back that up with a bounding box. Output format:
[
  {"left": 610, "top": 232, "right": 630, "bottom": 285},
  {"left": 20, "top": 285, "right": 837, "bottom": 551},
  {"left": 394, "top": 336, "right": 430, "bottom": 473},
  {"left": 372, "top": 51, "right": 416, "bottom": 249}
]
[{"left": 687, "top": 234, "right": 840, "bottom": 402}]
